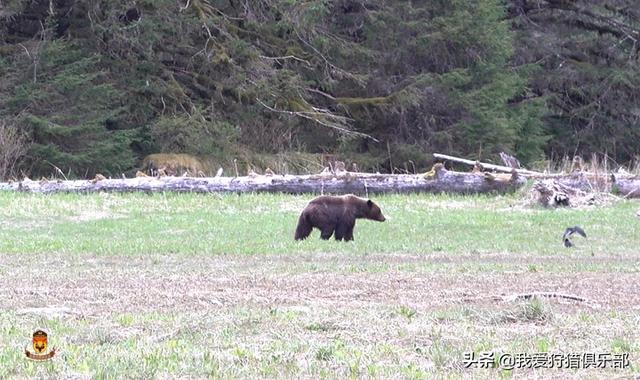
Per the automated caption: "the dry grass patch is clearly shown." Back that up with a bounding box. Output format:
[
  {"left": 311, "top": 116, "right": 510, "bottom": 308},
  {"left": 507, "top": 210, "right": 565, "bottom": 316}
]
[{"left": 0, "top": 252, "right": 637, "bottom": 377}]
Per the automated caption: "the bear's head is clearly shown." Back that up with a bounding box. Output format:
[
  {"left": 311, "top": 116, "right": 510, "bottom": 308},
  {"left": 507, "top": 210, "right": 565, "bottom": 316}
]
[{"left": 366, "top": 199, "right": 386, "bottom": 222}]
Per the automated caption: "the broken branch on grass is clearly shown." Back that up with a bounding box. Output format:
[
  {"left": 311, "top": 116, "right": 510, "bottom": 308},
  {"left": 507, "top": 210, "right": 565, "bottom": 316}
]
[
  {"left": 502, "top": 292, "right": 587, "bottom": 303},
  {"left": 462, "top": 292, "right": 591, "bottom": 304}
]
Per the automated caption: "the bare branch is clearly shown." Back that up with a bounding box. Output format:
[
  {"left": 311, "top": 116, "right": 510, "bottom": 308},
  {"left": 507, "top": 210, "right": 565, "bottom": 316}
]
[
  {"left": 305, "top": 87, "right": 337, "bottom": 100},
  {"left": 294, "top": 29, "right": 366, "bottom": 86},
  {"left": 256, "top": 99, "right": 378, "bottom": 141},
  {"left": 259, "top": 55, "right": 311, "bottom": 67}
]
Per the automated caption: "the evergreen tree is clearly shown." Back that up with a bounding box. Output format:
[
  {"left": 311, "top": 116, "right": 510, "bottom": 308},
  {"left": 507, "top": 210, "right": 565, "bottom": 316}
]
[
  {"left": 7, "top": 41, "right": 138, "bottom": 177},
  {"left": 0, "top": 0, "right": 637, "bottom": 177}
]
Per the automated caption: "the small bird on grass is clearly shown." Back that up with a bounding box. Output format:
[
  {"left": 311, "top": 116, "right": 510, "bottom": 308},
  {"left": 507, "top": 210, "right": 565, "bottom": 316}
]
[{"left": 563, "top": 226, "right": 586, "bottom": 247}]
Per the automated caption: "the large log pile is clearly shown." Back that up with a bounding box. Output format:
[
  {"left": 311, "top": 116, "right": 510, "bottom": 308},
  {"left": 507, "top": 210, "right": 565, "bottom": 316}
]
[
  {"left": 0, "top": 165, "right": 525, "bottom": 195},
  {"left": 433, "top": 153, "right": 640, "bottom": 204},
  {"left": 532, "top": 173, "right": 640, "bottom": 207},
  {"left": 531, "top": 172, "right": 614, "bottom": 207},
  {"left": 1, "top": 154, "right": 638, "bottom": 198}
]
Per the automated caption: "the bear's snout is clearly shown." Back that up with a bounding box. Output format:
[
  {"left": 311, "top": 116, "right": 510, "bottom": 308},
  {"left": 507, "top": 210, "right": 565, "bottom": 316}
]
[{"left": 377, "top": 215, "right": 386, "bottom": 222}]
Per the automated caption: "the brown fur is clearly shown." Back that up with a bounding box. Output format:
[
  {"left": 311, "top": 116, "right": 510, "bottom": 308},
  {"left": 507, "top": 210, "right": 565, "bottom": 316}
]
[
  {"left": 294, "top": 195, "right": 386, "bottom": 241},
  {"left": 142, "top": 153, "right": 207, "bottom": 177},
  {"left": 91, "top": 173, "right": 106, "bottom": 183}
]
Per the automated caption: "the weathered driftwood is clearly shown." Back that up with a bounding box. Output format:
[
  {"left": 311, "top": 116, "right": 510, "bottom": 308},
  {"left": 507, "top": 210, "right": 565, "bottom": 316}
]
[
  {"left": 0, "top": 166, "right": 525, "bottom": 195},
  {"left": 533, "top": 180, "right": 585, "bottom": 207},
  {"left": 434, "top": 153, "right": 613, "bottom": 191},
  {"left": 531, "top": 176, "right": 628, "bottom": 207},
  {"left": 433, "top": 153, "right": 543, "bottom": 176},
  {"left": 613, "top": 175, "right": 640, "bottom": 198},
  {"left": 551, "top": 171, "right": 612, "bottom": 192},
  {"left": 499, "top": 152, "right": 521, "bottom": 169}
]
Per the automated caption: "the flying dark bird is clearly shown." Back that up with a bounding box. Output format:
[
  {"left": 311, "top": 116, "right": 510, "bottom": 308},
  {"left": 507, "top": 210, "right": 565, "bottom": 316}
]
[{"left": 563, "top": 226, "right": 586, "bottom": 247}]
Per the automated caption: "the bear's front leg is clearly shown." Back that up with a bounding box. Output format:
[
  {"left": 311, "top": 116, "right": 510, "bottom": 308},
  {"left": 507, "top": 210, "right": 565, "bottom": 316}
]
[
  {"left": 343, "top": 221, "right": 355, "bottom": 241},
  {"left": 334, "top": 220, "right": 355, "bottom": 242},
  {"left": 334, "top": 223, "right": 346, "bottom": 241},
  {"left": 344, "top": 228, "right": 354, "bottom": 241}
]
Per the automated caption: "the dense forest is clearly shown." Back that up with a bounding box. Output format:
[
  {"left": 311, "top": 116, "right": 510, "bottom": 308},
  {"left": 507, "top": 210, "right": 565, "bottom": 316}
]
[{"left": 0, "top": 0, "right": 638, "bottom": 179}]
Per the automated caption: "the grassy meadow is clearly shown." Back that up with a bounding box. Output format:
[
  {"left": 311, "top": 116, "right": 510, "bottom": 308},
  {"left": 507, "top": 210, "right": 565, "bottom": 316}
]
[{"left": 0, "top": 190, "right": 639, "bottom": 379}]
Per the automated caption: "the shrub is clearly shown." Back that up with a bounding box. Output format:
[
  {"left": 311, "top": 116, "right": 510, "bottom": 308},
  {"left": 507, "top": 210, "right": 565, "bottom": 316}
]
[{"left": 0, "top": 119, "right": 29, "bottom": 180}]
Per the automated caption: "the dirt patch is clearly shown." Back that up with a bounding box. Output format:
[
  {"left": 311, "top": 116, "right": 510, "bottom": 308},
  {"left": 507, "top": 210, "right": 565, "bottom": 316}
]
[
  {"left": 69, "top": 210, "right": 122, "bottom": 222},
  {"left": 0, "top": 253, "right": 637, "bottom": 317}
]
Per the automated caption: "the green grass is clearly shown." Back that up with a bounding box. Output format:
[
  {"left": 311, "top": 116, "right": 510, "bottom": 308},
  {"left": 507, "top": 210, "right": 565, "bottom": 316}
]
[
  {"left": 0, "top": 191, "right": 637, "bottom": 256},
  {"left": 0, "top": 191, "right": 638, "bottom": 378}
]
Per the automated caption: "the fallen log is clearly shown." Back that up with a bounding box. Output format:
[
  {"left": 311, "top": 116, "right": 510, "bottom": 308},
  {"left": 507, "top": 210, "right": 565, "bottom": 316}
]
[
  {"left": 613, "top": 175, "right": 640, "bottom": 198},
  {"left": 433, "top": 153, "right": 543, "bottom": 176},
  {"left": 552, "top": 171, "right": 611, "bottom": 192},
  {"left": 0, "top": 166, "right": 525, "bottom": 195}
]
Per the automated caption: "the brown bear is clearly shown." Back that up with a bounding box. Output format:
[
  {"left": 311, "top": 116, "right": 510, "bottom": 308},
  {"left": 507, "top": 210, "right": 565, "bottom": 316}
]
[{"left": 294, "top": 194, "right": 386, "bottom": 241}]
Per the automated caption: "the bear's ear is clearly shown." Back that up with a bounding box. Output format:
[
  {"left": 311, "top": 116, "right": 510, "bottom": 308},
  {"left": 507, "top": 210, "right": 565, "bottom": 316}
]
[{"left": 367, "top": 199, "right": 373, "bottom": 207}]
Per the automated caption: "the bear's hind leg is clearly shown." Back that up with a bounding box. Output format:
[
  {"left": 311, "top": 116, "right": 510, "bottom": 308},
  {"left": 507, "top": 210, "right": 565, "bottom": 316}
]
[{"left": 320, "top": 226, "right": 334, "bottom": 240}]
